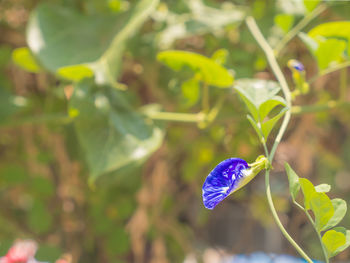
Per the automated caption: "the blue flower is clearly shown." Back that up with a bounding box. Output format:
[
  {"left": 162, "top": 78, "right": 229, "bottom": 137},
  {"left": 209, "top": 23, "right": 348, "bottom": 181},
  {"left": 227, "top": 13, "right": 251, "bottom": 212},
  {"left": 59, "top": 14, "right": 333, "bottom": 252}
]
[
  {"left": 288, "top": 59, "right": 305, "bottom": 72},
  {"left": 202, "top": 156, "right": 269, "bottom": 210}
]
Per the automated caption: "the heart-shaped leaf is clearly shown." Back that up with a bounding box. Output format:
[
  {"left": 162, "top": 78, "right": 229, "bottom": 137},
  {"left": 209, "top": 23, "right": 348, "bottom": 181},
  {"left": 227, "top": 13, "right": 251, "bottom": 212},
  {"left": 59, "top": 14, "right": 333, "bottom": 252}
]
[
  {"left": 285, "top": 163, "right": 300, "bottom": 201},
  {"left": 321, "top": 198, "right": 347, "bottom": 231},
  {"left": 27, "top": 0, "right": 159, "bottom": 84},
  {"left": 157, "top": 50, "right": 234, "bottom": 87},
  {"left": 69, "top": 82, "right": 164, "bottom": 180}
]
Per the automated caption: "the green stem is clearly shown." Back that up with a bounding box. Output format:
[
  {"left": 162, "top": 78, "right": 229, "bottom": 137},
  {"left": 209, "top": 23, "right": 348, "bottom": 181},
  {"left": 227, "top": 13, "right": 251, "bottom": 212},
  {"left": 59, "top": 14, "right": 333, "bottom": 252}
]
[
  {"left": 340, "top": 67, "right": 347, "bottom": 101},
  {"left": 202, "top": 83, "right": 209, "bottom": 114},
  {"left": 292, "top": 101, "right": 350, "bottom": 114},
  {"left": 308, "top": 61, "right": 350, "bottom": 84},
  {"left": 245, "top": 16, "right": 292, "bottom": 161},
  {"left": 246, "top": 16, "right": 313, "bottom": 263},
  {"left": 206, "top": 95, "right": 225, "bottom": 123},
  {"left": 265, "top": 170, "right": 313, "bottom": 263},
  {"left": 146, "top": 111, "right": 205, "bottom": 123},
  {"left": 304, "top": 210, "right": 329, "bottom": 263},
  {"left": 274, "top": 4, "right": 327, "bottom": 56}
]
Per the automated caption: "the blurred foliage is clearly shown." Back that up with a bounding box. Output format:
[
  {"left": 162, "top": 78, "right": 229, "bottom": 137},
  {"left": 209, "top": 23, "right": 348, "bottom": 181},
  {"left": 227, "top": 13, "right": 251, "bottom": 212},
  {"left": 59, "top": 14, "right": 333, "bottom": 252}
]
[{"left": 1, "top": 0, "right": 350, "bottom": 262}]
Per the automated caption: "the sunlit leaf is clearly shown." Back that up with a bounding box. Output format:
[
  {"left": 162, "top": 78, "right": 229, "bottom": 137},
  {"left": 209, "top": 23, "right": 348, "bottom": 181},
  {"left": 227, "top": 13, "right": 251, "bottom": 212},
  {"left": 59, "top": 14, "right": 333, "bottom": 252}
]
[
  {"left": 261, "top": 107, "right": 287, "bottom": 139},
  {"left": 315, "top": 39, "right": 347, "bottom": 70},
  {"left": 310, "top": 192, "right": 334, "bottom": 232},
  {"left": 181, "top": 78, "right": 200, "bottom": 107},
  {"left": 331, "top": 227, "right": 350, "bottom": 256},
  {"left": 12, "top": 47, "right": 41, "bottom": 73},
  {"left": 157, "top": 50, "right": 234, "bottom": 87},
  {"left": 322, "top": 229, "right": 346, "bottom": 258},
  {"left": 308, "top": 21, "right": 350, "bottom": 58},
  {"left": 69, "top": 81, "right": 164, "bottom": 180},
  {"left": 285, "top": 163, "right": 300, "bottom": 201},
  {"left": 299, "top": 178, "right": 316, "bottom": 210},
  {"left": 303, "top": 0, "right": 320, "bottom": 13},
  {"left": 247, "top": 114, "right": 263, "bottom": 139},
  {"left": 211, "top": 49, "right": 229, "bottom": 65},
  {"left": 308, "top": 21, "right": 350, "bottom": 40},
  {"left": 57, "top": 65, "right": 94, "bottom": 82},
  {"left": 274, "top": 14, "right": 294, "bottom": 33},
  {"left": 234, "top": 79, "right": 282, "bottom": 121},
  {"left": 259, "top": 96, "right": 286, "bottom": 121},
  {"left": 322, "top": 199, "right": 347, "bottom": 231},
  {"left": 315, "top": 184, "right": 331, "bottom": 193}
]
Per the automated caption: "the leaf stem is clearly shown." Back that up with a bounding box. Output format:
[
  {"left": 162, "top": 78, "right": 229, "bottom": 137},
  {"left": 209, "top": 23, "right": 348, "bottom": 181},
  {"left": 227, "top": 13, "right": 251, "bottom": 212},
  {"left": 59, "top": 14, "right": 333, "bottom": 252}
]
[
  {"left": 308, "top": 61, "right": 350, "bottom": 84},
  {"left": 340, "top": 67, "right": 347, "bottom": 101},
  {"left": 202, "top": 83, "right": 210, "bottom": 114},
  {"left": 246, "top": 16, "right": 313, "bottom": 263},
  {"left": 264, "top": 170, "right": 313, "bottom": 263},
  {"left": 304, "top": 210, "right": 329, "bottom": 263},
  {"left": 292, "top": 101, "right": 350, "bottom": 115},
  {"left": 274, "top": 4, "right": 327, "bottom": 56},
  {"left": 245, "top": 16, "right": 292, "bottom": 161},
  {"left": 146, "top": 111, "right": 205, "bottom": 123}
]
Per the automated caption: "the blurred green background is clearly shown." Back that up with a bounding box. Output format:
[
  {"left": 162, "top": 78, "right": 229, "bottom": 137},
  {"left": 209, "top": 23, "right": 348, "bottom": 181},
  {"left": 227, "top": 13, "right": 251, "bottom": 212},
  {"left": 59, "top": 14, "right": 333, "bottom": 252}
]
[{"left": 0, "top": 0, "right": 350, "bottom": 262}]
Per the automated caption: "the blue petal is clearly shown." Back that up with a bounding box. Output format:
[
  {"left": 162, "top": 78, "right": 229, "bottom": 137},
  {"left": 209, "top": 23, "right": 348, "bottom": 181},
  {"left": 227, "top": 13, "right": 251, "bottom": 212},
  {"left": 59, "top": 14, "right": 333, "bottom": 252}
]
[
  {"left": 290, "top": 60, "right": 304, "bottom": 72},
  {"left": 202, "top": 158, "right": 248, "bottom": 209}
]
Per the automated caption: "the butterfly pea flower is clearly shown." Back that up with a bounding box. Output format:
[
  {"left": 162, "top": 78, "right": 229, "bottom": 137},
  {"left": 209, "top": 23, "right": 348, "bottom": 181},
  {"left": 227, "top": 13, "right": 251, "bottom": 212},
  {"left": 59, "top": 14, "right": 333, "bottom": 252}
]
[
  {"left": 287, "top": 59, "right": 309, "bottom": 97},
  {"left": 202, "top": 155, "right": 269, "bottom": 209},
  {"left": 288, "top": 59, "right": 305, "bottom": 72}
]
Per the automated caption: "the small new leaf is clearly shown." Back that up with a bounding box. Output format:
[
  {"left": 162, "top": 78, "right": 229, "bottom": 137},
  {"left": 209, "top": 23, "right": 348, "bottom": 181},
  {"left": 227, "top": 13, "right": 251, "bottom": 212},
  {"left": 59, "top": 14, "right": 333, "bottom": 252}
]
[
  {"left": 315, "top": 184, "right": 331, "bottom": 193},
  {"left": 261, "top": 107, "right": 288, "bottom": 139},
  {"left": 321, "top": 199, "right": 347, "bottom": 231},
  {"left": 285, "top": 163, "right": 300, "bottom": 201},
  {"left": 12, "top": 47, "right": 41, "bottom": 73},
  {"left": 299, "top": 178, "right": 316, "bottom": 210},
  {"left": 331, "top": 227, "right": 350, "bottom": 256},
  {"left": 322, "top": 229, "right": 346, "bottom": 258},
  {"left": 157, "top": 50, "right": 233, "bottom": 87}
]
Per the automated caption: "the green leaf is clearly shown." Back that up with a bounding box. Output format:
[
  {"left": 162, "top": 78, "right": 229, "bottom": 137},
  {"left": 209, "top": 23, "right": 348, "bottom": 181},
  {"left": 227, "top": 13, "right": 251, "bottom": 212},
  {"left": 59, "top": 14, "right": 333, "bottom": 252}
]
[
  {"left": 308, "top": 21, "right": 350, "bottom": 41},
  {"left": 181, "top": 78, "right": 200, "bottom": 108},
  {"left": 285, "top": 163, "right": 300, "bottom": 201},
  {"left": 69, "top": 81, "right": 164, "bottom": 180},
  {"left": 322, "top": 229, "right": 346, "bottom": 258},
  {"left": 247, "top": 114, "right": 263, "bottom": 139},
  {"left": 211, "top": 49, "right": 229, "bottom": 65},
  {"left": 157, "top": 50, "right": 233, "bottom": 87},
  {"left": 259, "top": 96, "right": 286, "bottom": 121},
  {"left": 157, "top": 1, "right": 246, "bottom": 48},
  {"left": 331, "top": 227, "right": 350, "bottom": 256},
  {"left": 261, "top": 107, "right": 287, "bottom": 139},
  {"left": 274, "top": 14, "right": 294, "bottom": 33},
  {"left": 314, "top": 39, "right": 347, "bottom": 70},
  {"left": 310, "top": 192, "right": 334, "bottom": 232},
  {"left": 304, "top": 0, "right": 320, "bottom": 13},
  {"left": 299, "top": 178, "right": 316, "bottom": 210},
  {"left": 315, "top": 184, "right": 331, "bottom": 193},
  {"left": 308, "top": 21, "right": 350, "bottom": 57},
  {"left": 298, "top": 32, "right": 318, "bottom": 52},
  {"left": 322, "top": 199, "right": 347, "bottom": 231},
  {"left": 12, "top": 47, "right": 41, "bottom": 73},
  {"left": 57, "top": 65, "right": 94, "bottom": 82},
  {"left": 234, "top": 79, "right": 281, "bottom": 121},
  {"left": 27, "top": 0, "right": 158, "bottom": 84}
]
